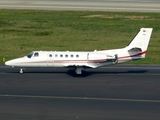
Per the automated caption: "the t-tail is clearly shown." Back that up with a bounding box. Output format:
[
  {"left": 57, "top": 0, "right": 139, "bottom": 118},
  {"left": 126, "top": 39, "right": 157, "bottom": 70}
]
[{"left": 126, "top": 28, "right": 153, "bottom": 59}]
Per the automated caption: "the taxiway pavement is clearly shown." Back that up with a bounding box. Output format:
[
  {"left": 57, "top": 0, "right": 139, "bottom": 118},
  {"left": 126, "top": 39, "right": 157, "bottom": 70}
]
[{"left": 0, "top": 64, "right": 160, "bottom": 120}]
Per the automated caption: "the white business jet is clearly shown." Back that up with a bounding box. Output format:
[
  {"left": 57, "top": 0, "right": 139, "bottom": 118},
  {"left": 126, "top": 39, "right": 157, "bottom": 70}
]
[{"left": 5, "top": 28, "right": 153, "bottom": 74}]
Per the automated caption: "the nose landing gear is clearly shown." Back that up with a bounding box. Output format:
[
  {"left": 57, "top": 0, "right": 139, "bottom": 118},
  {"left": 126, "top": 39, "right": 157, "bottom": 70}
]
[{"left": 19, "top": 68, "right": 24, "bottom": 74}]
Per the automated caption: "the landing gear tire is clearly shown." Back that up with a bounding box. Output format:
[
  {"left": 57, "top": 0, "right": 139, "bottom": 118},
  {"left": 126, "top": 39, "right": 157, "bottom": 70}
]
[
  {"left": 19, "top": 69, "right": 23, "bottom": 74},
  {"left": 75, "top": 68, "right": 83, "bottom": 75}
]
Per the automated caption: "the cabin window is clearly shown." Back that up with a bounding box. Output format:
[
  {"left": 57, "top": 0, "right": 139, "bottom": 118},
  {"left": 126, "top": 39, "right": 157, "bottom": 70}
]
[
  {"left": 60, "top": 54, "right": 63, "bottom": 58},
  {"left": 34, "top": 52, "right": 39, "bottom": 57},
  {"left": 71, "top": 55, "right": 73, "bottom": 58},
  {"left": 49, "top": 54, "right": 52, "bottom": 57},
  {"left": 65, "top": 54, "right": 68, "bottom": 58},
  {"left": 76, "top": 55, "right": 79, "bottom": 58}
]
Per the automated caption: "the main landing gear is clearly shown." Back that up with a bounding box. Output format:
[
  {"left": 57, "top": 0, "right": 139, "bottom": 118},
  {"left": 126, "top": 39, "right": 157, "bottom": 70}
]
[{"left": 75, "top": 68, "right": 83, "bottom": 74}]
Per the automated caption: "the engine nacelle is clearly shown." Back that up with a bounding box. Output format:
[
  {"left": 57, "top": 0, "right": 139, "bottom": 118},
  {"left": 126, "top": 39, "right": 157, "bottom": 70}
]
[{"left": 88, "top": 53, "right": 118, "bottom": 64}]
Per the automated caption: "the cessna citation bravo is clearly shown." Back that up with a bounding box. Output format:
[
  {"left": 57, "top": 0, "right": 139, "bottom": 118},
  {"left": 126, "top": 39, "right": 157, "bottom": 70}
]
[{"left": 5, "top": 28, "right": 153, "bottom": 74}]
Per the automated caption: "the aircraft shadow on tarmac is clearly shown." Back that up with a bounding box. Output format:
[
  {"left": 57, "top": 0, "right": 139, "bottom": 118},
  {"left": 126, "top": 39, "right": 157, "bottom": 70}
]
[
  {"left": 6, "top": 68, "right": 148, "bottom": 77},
  {"left": 66, "top": 69, "right": 148, "bottom": 77}
]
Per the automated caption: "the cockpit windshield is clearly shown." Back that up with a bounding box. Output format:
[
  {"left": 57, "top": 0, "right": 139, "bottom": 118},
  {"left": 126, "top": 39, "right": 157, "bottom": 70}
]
[{"left": 27, "top": 52, "right": 34, "bottom": 58}]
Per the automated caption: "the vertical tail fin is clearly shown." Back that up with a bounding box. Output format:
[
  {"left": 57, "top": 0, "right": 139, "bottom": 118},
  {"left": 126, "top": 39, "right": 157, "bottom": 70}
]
[
  {"left": 127, "top": 28, "right": 153, "bottom": 58},
  {"left": 127, "top": 28, "right": 153, "bottom": 51}
]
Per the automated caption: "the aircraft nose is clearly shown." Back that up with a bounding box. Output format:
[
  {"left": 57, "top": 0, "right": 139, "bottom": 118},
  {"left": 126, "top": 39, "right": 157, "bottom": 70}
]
[
  {"left": 5, "top": 58, "right": 23, "bottom": 67},
  {"left": 5, "top": 59, "right": 17, "bottom": 66},
  {"left": 5, "top": 61, "right": 12, "bottom": 66}
]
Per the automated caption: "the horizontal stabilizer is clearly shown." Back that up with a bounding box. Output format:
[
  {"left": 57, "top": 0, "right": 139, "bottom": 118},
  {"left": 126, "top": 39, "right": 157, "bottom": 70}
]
[{"left": 128, "top": 47, "right": 142, "bottom": 53}]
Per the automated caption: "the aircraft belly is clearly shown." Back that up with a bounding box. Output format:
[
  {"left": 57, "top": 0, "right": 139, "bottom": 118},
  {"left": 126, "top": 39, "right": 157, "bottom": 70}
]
[{"left": 54, "top": 63, "right": 64, "bottom": 67}]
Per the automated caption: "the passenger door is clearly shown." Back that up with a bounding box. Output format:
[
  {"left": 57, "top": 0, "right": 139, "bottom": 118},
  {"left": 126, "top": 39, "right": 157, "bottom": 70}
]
[{"left": 48, "top": 53, "right": 54, "bottom": 66}]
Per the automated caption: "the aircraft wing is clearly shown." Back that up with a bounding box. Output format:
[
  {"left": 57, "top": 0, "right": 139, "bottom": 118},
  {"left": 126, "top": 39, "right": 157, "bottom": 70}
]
[{"left": 63, "top": 63, "right": 97, "bottom": 68}]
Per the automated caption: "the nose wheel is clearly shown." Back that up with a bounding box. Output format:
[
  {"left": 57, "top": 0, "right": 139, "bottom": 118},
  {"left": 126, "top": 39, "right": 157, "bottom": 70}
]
[{"left": 19, "top": 68, "right": 24, "bottom": 74}]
